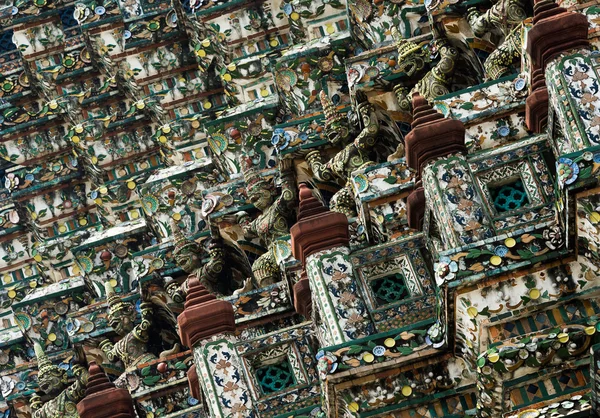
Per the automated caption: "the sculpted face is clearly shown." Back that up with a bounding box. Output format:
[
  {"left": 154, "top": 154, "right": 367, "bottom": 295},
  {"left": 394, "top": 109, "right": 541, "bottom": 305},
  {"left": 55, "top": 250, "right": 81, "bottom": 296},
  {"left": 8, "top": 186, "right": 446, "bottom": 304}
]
[
  {"left": 38, "top": 368, "right": 67, "bottom": 395},
  {"left": 108, "top": 302, "right": 136, "bottom": 336},
  {"left": 326, "top": 119, "right": 350, "bottom": 145},
  {"left": 174, "top": 247, "right": 202, "bottom": 273},
  {"left": 248, "top": 187, "right": 273, "bottom": 212}
]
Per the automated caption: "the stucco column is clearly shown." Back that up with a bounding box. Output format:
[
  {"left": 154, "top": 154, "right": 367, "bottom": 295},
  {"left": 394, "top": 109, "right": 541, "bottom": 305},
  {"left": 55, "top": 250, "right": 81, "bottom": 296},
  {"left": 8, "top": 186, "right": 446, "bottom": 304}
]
[
  {"left": 179, "top": 278, "right": 255, "bottom": 418},
  {"left": 404, "top": 94, "right": 491, "bottom": 250},
  {"left": 525, "top": 0, "right": 590, "bottom": 141},
  {"left": 291, "top": 185, "right": 375, "bottom": 346}
]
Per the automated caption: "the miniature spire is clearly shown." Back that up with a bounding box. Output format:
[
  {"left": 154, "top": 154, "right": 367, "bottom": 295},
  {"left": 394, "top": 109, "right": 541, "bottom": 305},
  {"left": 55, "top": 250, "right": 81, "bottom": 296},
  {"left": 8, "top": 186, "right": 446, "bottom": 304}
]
[
  {"left": 85, "top": 362, "right": 113, "bottom": 396},
  {"left": 297, "top": 184, "right": 327, "bottom": 221},
  {"left": 177, "top": 276, "right": 235, "bottom": 348},
  {"left": 290, "top": 183, "right": 349, "bottom": 265},
  {"left": 404, "top": 93, "right": 466, "bottom": 180},
  {"left": 34, "top": 342, "right": 52, "bottom": 372},
  {"left": 77, "top": 363, "right": 136, "bottom": 418},
  {"left": 525, "top": 0, "right": 589, "bottom": 132}
]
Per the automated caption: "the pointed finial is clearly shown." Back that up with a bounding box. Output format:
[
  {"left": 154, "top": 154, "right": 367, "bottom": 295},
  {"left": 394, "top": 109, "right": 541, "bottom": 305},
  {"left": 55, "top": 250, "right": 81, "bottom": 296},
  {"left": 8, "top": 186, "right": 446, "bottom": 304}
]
[
  {"left": 171, "top": 219, "right": 186, "bottom": 248},
  {"left": 34, "top": 342, "right": 51, "bottom": 370},
  {"left": 320, "top": 91, "right": 345, "bottom": 128}
]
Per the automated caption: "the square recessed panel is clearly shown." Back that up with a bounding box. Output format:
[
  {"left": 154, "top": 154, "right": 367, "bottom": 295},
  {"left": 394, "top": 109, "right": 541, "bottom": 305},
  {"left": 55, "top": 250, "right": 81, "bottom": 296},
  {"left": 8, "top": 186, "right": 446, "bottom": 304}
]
[
  {"left": 242, "top": 342, "right": 309, "bottom": 400},
  {"left": 369, "top": 273, "right": 409, "bottom": 306},
  {"left": 489, "top": 177, "right": 530, "bottom": 213},
  {"left": 256, "top": 361, "right": 295, "bottom": 395},
  {"left": 476, "top": 160, "right": 544, "bottom": 218},
  {"left": 358, "top": 255, "right": 423, "bottom": 310}
]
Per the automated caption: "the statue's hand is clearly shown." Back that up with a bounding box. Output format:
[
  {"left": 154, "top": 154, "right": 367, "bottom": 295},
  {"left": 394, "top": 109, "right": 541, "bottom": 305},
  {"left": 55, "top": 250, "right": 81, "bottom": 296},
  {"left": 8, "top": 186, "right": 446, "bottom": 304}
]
[
  {"left": 72, "top": 364, "right": 86, "bottom": 377},
  {"left": 99, "top": 339, "right": 114, "bottom": 360},
  {"left": 278, "top": 157, "right": 294, "bottom": 172}
]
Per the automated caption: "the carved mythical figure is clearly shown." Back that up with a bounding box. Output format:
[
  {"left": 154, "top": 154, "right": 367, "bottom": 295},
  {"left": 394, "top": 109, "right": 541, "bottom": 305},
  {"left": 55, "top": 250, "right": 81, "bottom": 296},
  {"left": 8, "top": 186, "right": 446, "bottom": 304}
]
[
  {"left": 306, "top": 91, "right": 404, "bottom": 217},
  {"left": 237, "top": 157, "right": 297, "bottom": 287},
  {"left": 393, "top": 29, "right": 431, "bottom": 78},
  {"left": 394, "top": 35, "right": 459, "bottom": 111},
  {"left": 30, "top": 343, "right": 88, "bottom": 418},
  {"left": 99, "top": 282, "right": 157, "bottom": 370},
  {"left": 168, "top": 221, "right": 250, "bottom": 299},
  {"left": 467, "top": 0, "right": 527, "bottom": 80}
]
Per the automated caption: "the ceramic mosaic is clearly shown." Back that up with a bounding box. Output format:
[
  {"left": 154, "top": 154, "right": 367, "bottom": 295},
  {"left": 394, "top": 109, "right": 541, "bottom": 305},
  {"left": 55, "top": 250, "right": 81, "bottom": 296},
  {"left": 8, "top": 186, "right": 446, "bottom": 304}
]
[
  {"left": 423, "top": 154, "right": 494, "bottom": 249},
  {"left": 352, "top": 235, "right": 436, "bottom": 332},
  {"left": 577, "top": 187, "right": 600, "bottom": 265},
  {"left": 194, "top": 336, "right": 255, "bottom": 418},
  {"left": 547, "top": 49, "right": 600, "bottom": 154},
  {"left": 306, "top": 247, "right": 375, "bottom": 344},
  {"left": 0, "top": 0, "right": 598, "bottom": 416},
  {"left": 12, "top": 277, "right": 90, "bottom": 353},
  {"left": 434, "top": 74, "right": 528, "bottom": 123},
  {"left": 335, "top": 357, "right": 461, "bottom": 417},
  {"left": 236, "top": 323, "right": 320, "bottom": 417},
  {"left": 455, "top": 260, "right": 600, "bottom": 368}
]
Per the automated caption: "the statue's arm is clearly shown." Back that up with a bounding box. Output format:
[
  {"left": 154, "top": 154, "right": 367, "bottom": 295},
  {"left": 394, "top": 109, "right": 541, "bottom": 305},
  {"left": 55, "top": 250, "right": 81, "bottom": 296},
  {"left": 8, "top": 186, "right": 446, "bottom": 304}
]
[
  {"left": 165, "top": 277, "right": 189, "bottom": 303},
  {"left": 132, "top": 302, "right": 153, "bottom": 343},
  {"left": 353, "top": 102, "right": 379, "bottom": 151},
  {"left": 99, "top": 339, "right": 117, "bottom": 362},
  {"left": 431, "top": 39, "right": 459, "bottom": 82},
  {"left": 278, "top": 166, "right": 297, "bottom": 213},
  {"left": 202, "top": 242, "right": 225, "bottom": 285},
  {"left": 306, "top": 150, "right": 334, "bottom": 182},
  {"left": 65, "top": 364, "right": 89, "bottom": 403}
]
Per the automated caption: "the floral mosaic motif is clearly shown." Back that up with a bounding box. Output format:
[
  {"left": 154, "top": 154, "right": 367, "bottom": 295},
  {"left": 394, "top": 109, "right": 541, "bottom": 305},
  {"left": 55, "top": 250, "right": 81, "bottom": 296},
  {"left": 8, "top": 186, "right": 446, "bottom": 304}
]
[
  {"left": 348, "top": 1, "right": 429, "bottom": 50},
  {"left": 424, "top": 155, "right": 494, "bottom": 248},
  {"left": 434, "top": 222, "right": 565, "bottom": 287},
  {"left": 12, "top": 278, "right": 90, "bottom": 353},
  {"left": 0, "top": 0, "right": 599, "bottom": 416},
  {"left": 476, "top": 324, "right": 599, "bottom": 417},
  {"left": 434, "top": 75, "right": 528, "bottom": 122},
  {"left": 350, "top": 159, "right": 413, "bottom": 242},
  {"left": 235, "top": 326, "right": 320, "bottom": 417},
  {"left": 65, "top": 302, "right": 111, "bottom": 343},
  {"left": 455, "top": 260, "right": 600, "bottom": 369},
  {"left": 465, "top": 114, "right": 528, "bottom": 152},
  {"left": 577, "top": 188, "right": 600, "bottom": 265},
  {"left": 352, "top": 236, "right": 437, "bottom": 331},
  {"left": 351, "top": 159, "right": 413, "bottom": 201},
  {"left": 476, "top": 160, "right": 545, "bottom": 217},
  {"left": 135, "top": 384, "right": 204, "bottom": 417},
  {"left": 507, "top": 394, "right": 591, "bottom": 418},
  {"left": 139, "top": 159, "right": 217, "bottom": 240},
  {"left": 2, "top": 154, "right": 80, "bottom": 194},
  {"left": 226, "top": 281, "right": 291, "bottom": 323},
  {"left": 274, "top": 42, "right": 349, "bottom": 119},
  {"left": 317, "top": 323, "right": 435, "bottom": 378},
  {"left": 126, "top": 352, "right": 193, "bottom": 394},
  {"left": 558, "top": 53, "right": 600, "bottom": 145},
  {"left": 205, "top": 112, "right": 277, "bottom": 176},
  {"left": 307, "top": 247, "right": 375, "bottom": 344},
  {"left": 196, "top": 337, "right": 256, "bottom": 418},
  {"left": 336, "top": 359, "right": 458, "bottom": 416},
  {"left": 555, "top": 150, "right": 600, "bottom": 189}
]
